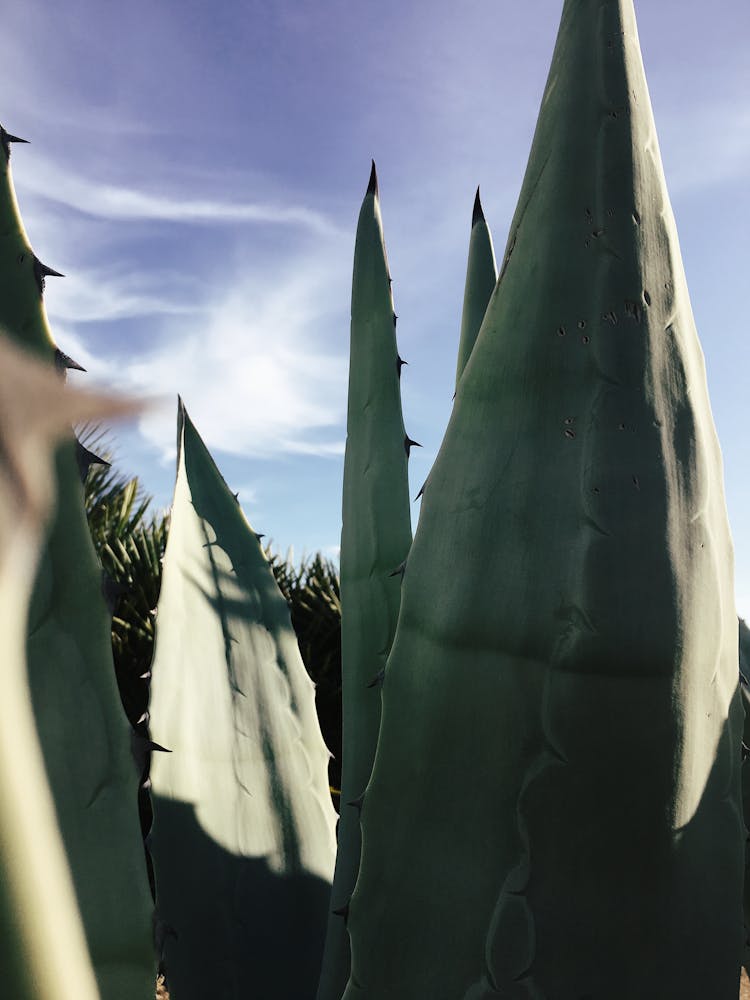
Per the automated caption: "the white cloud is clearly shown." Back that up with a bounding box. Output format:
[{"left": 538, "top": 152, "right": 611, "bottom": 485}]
[
  {"left": 46, "top": 268, "right": 205, "bottom": 323},
  {"left": 106, "top": 257, "right": 351, "bottom": 462},
  {"left": 16, "top": 155, "right": 341, "bottom": 236}
]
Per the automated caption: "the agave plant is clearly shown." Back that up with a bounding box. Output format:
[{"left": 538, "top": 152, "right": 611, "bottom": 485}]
[{"left": 343, "top": 2, "right": 743, "bottom": 997}]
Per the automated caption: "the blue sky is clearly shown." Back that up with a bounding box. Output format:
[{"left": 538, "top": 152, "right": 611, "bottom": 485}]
[{"left": 3, "top": 0, "right": 749, "bottom": 610}]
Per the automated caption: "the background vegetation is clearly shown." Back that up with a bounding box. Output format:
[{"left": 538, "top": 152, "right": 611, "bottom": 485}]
[{"left": 81, "top": 426, "right": 344, "bottom": 805}]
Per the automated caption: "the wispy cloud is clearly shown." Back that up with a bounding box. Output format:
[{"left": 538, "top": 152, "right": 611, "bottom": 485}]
[
  {"left": 16, "top": 155, "right": 342, "bottom": 235},
  {"left": 97, "top": 255, "right": 351, "bottom": 463},
  {"left": 45, "top": 268, "right": 206, "bottom": 323}
]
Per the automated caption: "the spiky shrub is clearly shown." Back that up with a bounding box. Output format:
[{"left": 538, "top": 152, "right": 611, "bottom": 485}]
[
  {"left": 148, "top": 401, "right": 337, "bottom": 1000},
  {"left": 0, "top": 124, "right": 155, "bottom": 998},
  {"left": 79, "top": 426, "right": 167, "bottom": 728},
  {"left": 0, "top": 333, "right": 139, "bottom": 1000},
  {"left": 343, "top": 2, "right": 743, "bottom": 997}
]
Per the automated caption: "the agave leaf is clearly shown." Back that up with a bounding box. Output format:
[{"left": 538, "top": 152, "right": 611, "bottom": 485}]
[
  {"left": 0, "top": 332, "right": 139, "bottom": 1000},
  {"left": 149, "top": 401, "right": 337, "bottom": 999},
  {"left": 344, "top": 3, "right": 742, "bottom": 997},
  {"left": 316, "top": 162, "right": 413, "bottom": 1000},
  {"left": 0, "top": 125, "right": 155, "bottom": 998},
  {"left": 454, "top": 188, "right": 498, "bottom": 388}
]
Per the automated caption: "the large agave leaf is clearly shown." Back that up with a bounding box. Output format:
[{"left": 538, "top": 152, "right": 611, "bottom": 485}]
[
  {"left": 316, "top": 163, "right": 413, "bottom": 1000},
  {"left": 344, "top": 2, "right": 742, "bottom": 997},
  {"left": 0, "top": 333, "right": 139, "bottom": 1000},
  {"left": 0, "top": 126, "right": 155, "bottom": 998},
  {"left": 454, "top": 188, "right": 497, "bottom": 387},
  {"left": 149, "top": 401, "right": 337, "bottom": 1000}
]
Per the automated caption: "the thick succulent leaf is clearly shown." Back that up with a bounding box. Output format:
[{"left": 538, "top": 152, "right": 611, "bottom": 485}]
[
  {"left": 454, "top": 188, "right": 498, "bottom": 387},
  {"left": 0, "top": 333, "right": 139, "bottom": 1000},
  {"left": 316, "top": 163, "right": 413, "bottom": 1000},
  {"left": 344, "top": 3, "right": 743, "bottom": 998},
  {"left": 0, "top": 126, "right": 155, "bottom": 999},
  {"left": 149, "top": 402, "right": 337, "bottom": 1000}
]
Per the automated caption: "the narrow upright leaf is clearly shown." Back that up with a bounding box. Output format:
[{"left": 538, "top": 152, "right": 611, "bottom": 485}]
[
  {"left": 316, "top": 163, "right": 413, "bottom": 1000},
  {"left": 454, "top": 188, "right": 497, "bottom": 387}
]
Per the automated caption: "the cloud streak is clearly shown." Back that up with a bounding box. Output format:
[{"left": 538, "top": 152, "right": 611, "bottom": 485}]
[
  {"left": 15, "top": 155, "right": 342, "bottom": 235},
  {"left": 46, "top": 269, "right": 206, "bottom": 324},
  {"left": 62, "top": 253, "right": 351, "bottom": 463}
]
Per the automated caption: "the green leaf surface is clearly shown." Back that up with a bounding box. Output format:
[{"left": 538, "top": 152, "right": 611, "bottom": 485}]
[
  {"left": 149, "top": 401, "right": 337, "bottom": 1000},
  {"left": 316, "top": 164, "right": 413, "bottom": 1000},
  {"left": 344, "top": 3, "right": 743, "bottom": 997}
]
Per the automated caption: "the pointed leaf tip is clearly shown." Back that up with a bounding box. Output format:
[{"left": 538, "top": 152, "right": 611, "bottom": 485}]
[
  {"left": 472, "top": 186, "right": 485, "bottom": 226},
  {"left": 55, "top": 348, "right": 87, "bottom": 374},
  {"left": 33, "top": 257, "right": 65, "bottom": 294},
  {"left": 75, "top": 439, "right": 110, "bottom": 482},
  {"left": 367, "top": 159, "right": 378, "bottom": 197},
  {"left": 0, "top": 125, "right": 29, "bottom": 158},
  {"left": 404, "top": 435, "right": 422, "bottom": 458}
]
